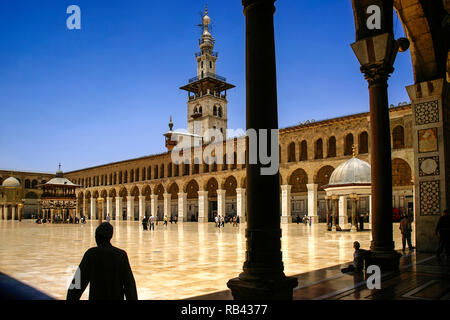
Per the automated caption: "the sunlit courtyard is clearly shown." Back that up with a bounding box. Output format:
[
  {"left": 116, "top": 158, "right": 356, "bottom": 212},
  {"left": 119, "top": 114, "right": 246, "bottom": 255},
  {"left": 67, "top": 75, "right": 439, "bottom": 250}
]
[{"left": 0, "top": 220, "right": 407, "bottom": 300}]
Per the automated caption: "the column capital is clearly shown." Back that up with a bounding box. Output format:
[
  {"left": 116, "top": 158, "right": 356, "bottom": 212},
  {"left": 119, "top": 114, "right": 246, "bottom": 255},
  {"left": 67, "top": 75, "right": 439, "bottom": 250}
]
[
  {"left": 198, "top": 190, "right": 208, "bottom": 196},
  {"left": 139, "top": 195, "right": 145, "bottom": 200},
  {"left": 306, "top": 183, "right": 318, "bottom": 192},
  {"left": 281, "top": 184, "right": 291, "bottom": 191}
]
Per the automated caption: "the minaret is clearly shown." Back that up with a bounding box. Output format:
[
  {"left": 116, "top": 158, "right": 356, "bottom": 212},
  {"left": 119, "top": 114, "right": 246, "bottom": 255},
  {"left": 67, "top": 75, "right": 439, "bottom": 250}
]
[{"left": 180, "top": 7, "right": 235, "bottom": 143}]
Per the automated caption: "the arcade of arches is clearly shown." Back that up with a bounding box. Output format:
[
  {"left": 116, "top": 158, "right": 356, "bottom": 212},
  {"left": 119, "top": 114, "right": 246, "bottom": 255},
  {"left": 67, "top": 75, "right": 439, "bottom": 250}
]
[{"left": 30, "top": 106, "right": 414, "bottom": 226}]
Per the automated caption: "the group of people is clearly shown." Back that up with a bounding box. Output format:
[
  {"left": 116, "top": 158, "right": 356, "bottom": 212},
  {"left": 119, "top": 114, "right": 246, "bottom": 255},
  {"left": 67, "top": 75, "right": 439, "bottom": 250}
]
[
  {"left": 35, "top": 215, "right": 84, "bottom": 224},
  {"left": 141, "top": 215, "right": 172, "bottom": 231},
  {"left": 295, "top": 215, "right": 312, "bottom": 226},
  {"left": 214, "top": 215, "right": 239, "bottom": 228}
]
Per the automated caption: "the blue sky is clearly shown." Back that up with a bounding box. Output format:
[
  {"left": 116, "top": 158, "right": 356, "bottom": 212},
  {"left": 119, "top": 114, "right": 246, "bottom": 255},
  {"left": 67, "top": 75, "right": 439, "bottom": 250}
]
[{"left": 0, "top": 0, "right": 413, "bottom": 173}]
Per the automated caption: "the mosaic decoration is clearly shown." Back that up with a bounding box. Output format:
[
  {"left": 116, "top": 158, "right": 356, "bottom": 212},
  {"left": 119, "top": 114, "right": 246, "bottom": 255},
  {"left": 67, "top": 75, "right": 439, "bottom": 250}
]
[
  {"left": 418, "top": 128, "right": 438, "bottom": 153},
  {"left": 415, "top": 100, "right": 439, "bottom": 125},
  {"left": 419, "top": 180, "right": 440, "bottom": 216},
  {"left": 419, "top": 156, "right": 440, "bottom": 177}
]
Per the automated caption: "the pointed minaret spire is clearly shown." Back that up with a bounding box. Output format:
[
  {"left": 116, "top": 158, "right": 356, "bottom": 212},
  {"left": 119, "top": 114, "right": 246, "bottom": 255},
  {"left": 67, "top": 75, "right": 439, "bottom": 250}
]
[{"left": 168, "top": 116, "right": 174, "bottom": 131}]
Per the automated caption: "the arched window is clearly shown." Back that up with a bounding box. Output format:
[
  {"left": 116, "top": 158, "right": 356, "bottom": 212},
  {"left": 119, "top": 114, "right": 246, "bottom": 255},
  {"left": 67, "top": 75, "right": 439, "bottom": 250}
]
[
  {"left": 213, "top": 106, "right": 217, "bottom": 116},
  {"left": 25, "top": 179, "right": 31, "bottom": 189},
  {"left": 183, "top": 163, "right": 190, "bottom": 176},
  {"left": 113, "top": 173, "right": 117, "bottom": 185},
  {"left": 300, "top": 140, "right": 308, "bottom": 161},
  {"left": 204, "top": 157, "right": 210, "bottom": 173},
  {"left": 193, "top": 159, "right": 200, "bottom": 174},
  {"left": 344, "top": 133, "right": 354, "bottom": 156},
  {"left": 288, "top": 142, "right": 296, "bottom": 162},
  {"left": 160, "top": 165, "right": 164, "bottom": 179},
  {"left": 315, "top": 138, "right": 323, "bottom": 159},
  {"left": 174, "top": 164, "right": 179, "bottom": 177},
  {"left": 218, "top": 107, "right": 223, "bottom": 117},
  {"left": 119, "top": 172, "right": 122, "bottom": 184},
  {"left": 392, "top": 125, "right": 405, "bottom": 149},
  {"left": 327, "top": 136, "right": 336, "bottom": 157},
  {"left": 130, "top": 170, "right": 134, "bottom": 183},
  {"left": 359, "top": 131, "right": 369, "bottom": 154},
  {"left": 168, "top": 163, "right": 173, "bottom": 177},
  {"left": 148, "top": 166, "right": 151, "bottom": 180},
  {"left": 124, "top": 171, "right": 128, "bottom": 184},
  {"left": 142, "top": 167, "right": 146, "bottom": 181},
  {"left": 199, "top": 106, "right": 202, "bottom": 114},
  {"left": 154, "top": 166, "right": 158, "bottom": 179}
]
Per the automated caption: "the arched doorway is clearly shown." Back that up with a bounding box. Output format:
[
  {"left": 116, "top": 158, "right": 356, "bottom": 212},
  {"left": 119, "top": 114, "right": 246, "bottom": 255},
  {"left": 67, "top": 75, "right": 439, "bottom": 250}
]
[
  {"left": 288, "top": 168, "right": 308, "bottom": 219},
  {"left": 185, "top": 180, "right": 199, "bottom": 221},
  {"left": 205, "top": 178, "right": 219, "bottom": 221}
]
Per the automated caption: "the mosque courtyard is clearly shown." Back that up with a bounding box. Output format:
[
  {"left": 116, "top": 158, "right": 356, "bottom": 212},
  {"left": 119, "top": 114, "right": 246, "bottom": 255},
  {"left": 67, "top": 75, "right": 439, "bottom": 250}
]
[{"left": 0, "top": 220, "right": 407, "bottom": 300}]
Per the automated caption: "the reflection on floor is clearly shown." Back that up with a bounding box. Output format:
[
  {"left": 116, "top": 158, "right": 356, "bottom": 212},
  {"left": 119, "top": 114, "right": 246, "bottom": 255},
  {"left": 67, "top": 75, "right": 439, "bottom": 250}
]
[{"left": 0, "top": 220, "right": 406, "bottom": 300}]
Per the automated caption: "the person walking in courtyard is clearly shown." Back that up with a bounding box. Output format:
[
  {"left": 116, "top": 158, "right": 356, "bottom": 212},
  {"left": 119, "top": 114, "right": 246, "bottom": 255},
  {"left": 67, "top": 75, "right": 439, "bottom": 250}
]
[
  {"left": 149, "top": 215, "right": 155, "bottom": 231},
  {"left": 142, "top": 216, "right": 148, "bottom": 230},
  {"left": 174, "top": 215, "right": 178, "bottom": 224},
  {"left": 220, "top": 215, "right": 225, "bottom": 227},
  {"left": 296, "top": 215, "right": 300, "bottom": 224},
  {"left": 106, "top": 213, "right": 111, "bottom": 224},
  {"left": 215, "top": 215, "right": 219, "bottom": 228},
  {"left": 164, "top": 215, "right": 168, "bottom": 227},
  {"left": 399, "top": 213, "right": 413, "bottom": 251},
  {"left": 435, "top": 209, "right": 450, "bottom": 258},
  {"left": 232, "top": 216, "right": 237, "bottom": 227},
  {"left": 67, "top": 222, "right": 138, "bottom": 300}
]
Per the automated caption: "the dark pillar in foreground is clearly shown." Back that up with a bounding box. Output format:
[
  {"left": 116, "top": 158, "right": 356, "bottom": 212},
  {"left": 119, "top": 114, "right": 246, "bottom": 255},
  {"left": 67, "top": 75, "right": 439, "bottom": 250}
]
[
  {"left": 351, "top": 0, "right": 402, "bottom": 271},
  {"left": 227, "top": 0, "right": 297, "bottom": 299}
]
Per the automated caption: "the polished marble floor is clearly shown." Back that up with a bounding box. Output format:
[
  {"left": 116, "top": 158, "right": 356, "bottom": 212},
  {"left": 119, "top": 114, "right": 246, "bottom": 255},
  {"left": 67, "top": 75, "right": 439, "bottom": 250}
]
[{"left": 0, "top": 220, "right": 406, "bottom": 300}]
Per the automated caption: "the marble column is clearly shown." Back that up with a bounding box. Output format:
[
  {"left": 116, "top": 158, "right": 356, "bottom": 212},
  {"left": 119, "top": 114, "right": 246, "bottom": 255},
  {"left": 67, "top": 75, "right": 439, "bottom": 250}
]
[
  {"left": 97, "top": 198, "right": 104, "bottom": 223},
  {"left": 351, "top": 27, "right": 401, "bottom": 269},
  {"left": 115, "top": 196, "right": 122, "bottom": 220},
  {"left": 332, "top": 196, "right": 339, "bottom": 232},
  {"left": 150, "top": 195, "right": 158, "bottom": 219},
  {"left": 350, "top": 195, "right": 358, "bottom": 232},
  {"left": 50, "top": 208, "right": 54, "bottom": 222},
  {"left": 198, "top": 191, "right": 208, "bottom": 223},
  {"left": 127, "top": 196, "right": 134, "bottom": 221},
  {"left": 90, "top": 198, "right": 96, "bottom": 219},
  {"left": 325, "top": 196, "right": 331, "bottom": 231},
  {"left": 236, "top": 188, "right": 246, "bottom": 223},
  {"left": 178, "top": 192, "right": 187, "bottom": 222},
  {"left": 75, "top": 200, "right": 79, "bottom": 218},
  {"left": 163, "top": 193, "right": 170, "bottom": 220},
  {"left": 280, "top": 185, "right": 291, "bottom": 224},
  {"left": 338, "top": 196, "right": 349, "bottom": 230},
  {"left": 217, "top": 189, "right": 226, "bottom": 218},
  {"left": 227, "top": 0, "right": 297, "bottom": 300},
  {"left": 82, "top": 199, "right": 87, "bottom": 219},
  {"left": 106, "top": 197, "right": 113, "bottom": 218},
  {"left": 307, "top": 184, "right": 318, "bottom": 224},
  {"left": 139, "top": 195, "right": 146, "bottom": 220}
]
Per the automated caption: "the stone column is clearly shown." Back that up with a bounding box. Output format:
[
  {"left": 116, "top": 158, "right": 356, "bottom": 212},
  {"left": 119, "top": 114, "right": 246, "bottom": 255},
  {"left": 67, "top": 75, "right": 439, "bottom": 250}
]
[
  {"left": 150, "top": 195, "right": 158, "bottom": 219},
  {"left": 236, "top": 188, "right": 246, "bottom": 223},
  {"left": 50, "top": 208, "right": 54, "bottom": 222},
  {"left": 351, "top": 31, "right": 401, "bottom": 270},
  {"left": 227, "top": 0, "right": 297, "bottom": 300},
  {"left": 307, "top": 184, "right": 318, "bottom": 224},
  {"left": 280, "top": 185, "right": 291, "bottom": 224},
  {"left": 106, "top": 197, "right": 113, "bottom": 218},
  {"left": 18, "top": 204, "right": 23, "bottom": 221},
  {"left": 126, "top": 196, "right": 134, "bottom": 221},
  {"left": 406, "top": 79, "right": 449, "bottom": 252},
  {"left": 332, "top": 196, "right": 339, "bottom": 232},
  {"left": 115, "top": 196, "right": 123, "bottom": 220},
  {"left": 97, "top": 198, "right": 104, "bottom": 223},
  {"left": 163, "top": 193, "right": 170, "bottom": 220},
  {"left": 368, "top": 195, "right": 372, "bottom": 229},
  {"left": 178, "top": 192, "right": 187, "bottom": 222},
  {"left": 217, "top": 189, "right": 226, "bottom": 218},
  {"left": 75, "top": 199, "right": 79, "bottom": 218},
  {"left": 198, "top": 191, "right": 208, "bottom": 222},
  {"left": 350, "top": 194, "right": 358, "bottom": 232},
  {"left": 82, "top": 198, "right": 87, "bottom": 219},
  {"left": 325, "top": 196, "right": 330, "bottom": 230},
  {"left": 338, "top": 196, "right": 349, "bottom": 230},
  {"left": 90, "top": 197, "right": 96, "bottom": 220}
]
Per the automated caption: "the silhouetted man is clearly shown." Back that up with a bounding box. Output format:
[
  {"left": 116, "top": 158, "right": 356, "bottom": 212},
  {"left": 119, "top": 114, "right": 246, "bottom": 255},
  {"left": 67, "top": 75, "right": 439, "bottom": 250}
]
[
  {"left": 436, "top": 209, "right": 450, "bottom": 258},
  {"left": 67, "top": 222, "right": 138, "bottom": 300}
]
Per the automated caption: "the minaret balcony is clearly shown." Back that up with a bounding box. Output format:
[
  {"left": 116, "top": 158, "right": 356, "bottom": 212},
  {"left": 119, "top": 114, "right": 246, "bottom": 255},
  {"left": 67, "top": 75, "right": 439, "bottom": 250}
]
[
  {"left": 189, "top": 72, "right": 227, "bottom": 83},
  {"left": 188, "top": 91, "right": 227, "bottom": 101},
  {"left": 195, "top": 51, "right": 218, "bottom": 58}
]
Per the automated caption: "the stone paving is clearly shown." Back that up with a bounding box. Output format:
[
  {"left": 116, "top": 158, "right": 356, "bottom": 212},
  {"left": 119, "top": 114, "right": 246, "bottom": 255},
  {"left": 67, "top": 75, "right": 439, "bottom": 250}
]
[{"left": 0, "top": 220, "right": 405, "bottom": 300}]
